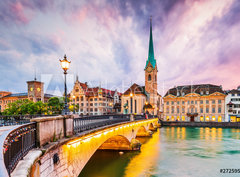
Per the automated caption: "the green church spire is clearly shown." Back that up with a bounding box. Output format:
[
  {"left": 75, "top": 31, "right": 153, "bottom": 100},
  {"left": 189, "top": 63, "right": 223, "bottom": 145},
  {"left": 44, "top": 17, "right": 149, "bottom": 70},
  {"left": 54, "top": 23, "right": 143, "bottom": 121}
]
[{"left": 145, "top": 16, "right": 156, "bottom": 69}]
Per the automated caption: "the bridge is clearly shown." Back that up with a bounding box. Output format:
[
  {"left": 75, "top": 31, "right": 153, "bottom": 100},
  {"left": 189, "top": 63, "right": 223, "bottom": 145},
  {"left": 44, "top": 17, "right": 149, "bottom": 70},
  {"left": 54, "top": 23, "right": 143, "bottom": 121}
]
[{"left": 0, "top": 114, "right": 160, "bottom": 177}]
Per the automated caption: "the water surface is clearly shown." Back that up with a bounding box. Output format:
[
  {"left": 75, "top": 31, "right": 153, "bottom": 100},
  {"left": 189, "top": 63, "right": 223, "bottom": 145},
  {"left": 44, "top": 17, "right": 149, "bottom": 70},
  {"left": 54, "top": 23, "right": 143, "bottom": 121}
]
[{"left": 79, "top": 127, "right": 240, "bottom": 177}]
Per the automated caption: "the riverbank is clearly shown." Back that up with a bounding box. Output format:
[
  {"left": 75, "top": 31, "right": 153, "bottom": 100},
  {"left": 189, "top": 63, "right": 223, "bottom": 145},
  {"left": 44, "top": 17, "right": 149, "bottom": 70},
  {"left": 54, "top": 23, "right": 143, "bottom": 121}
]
[{"left": 161, "top": 121, "right": 240, "bottom": 128}]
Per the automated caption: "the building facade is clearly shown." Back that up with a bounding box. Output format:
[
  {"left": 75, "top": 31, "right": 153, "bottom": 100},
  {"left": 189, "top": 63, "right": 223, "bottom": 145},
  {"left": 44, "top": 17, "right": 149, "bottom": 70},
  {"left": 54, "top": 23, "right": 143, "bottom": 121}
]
[
  {"left": 225, "top": 86, "right": 240, "bottom": 122},
  {"left": 69, "top": 77, "right": 121, "bottom": 115},
  {"left": 163, "top": 84, "right": 226, "bottom": 122},
  {"left": 121, "top": 18, "right": 163, "bottom": 115},
  {"left": 0, "top": 80, "right": 54, "bottom": 112}
]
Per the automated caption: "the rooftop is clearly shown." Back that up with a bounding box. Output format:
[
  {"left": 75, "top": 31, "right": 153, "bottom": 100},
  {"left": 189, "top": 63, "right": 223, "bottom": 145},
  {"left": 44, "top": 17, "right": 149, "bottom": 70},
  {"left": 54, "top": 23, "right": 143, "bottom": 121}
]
[{"left": 164, "top": 84, "right": 225, "bottom": 97}]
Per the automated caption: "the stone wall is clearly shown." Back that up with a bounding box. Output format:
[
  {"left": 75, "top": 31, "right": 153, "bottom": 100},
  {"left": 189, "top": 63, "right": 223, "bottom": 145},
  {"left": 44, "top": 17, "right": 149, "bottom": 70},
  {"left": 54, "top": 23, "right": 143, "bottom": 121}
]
[{"left": 31, "top": 115, "right": 73, "bottom": 147}]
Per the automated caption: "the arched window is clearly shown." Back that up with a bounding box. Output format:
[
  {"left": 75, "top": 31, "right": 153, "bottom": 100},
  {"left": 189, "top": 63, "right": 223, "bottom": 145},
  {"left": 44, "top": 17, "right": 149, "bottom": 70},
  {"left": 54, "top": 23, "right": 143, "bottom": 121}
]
[{"left": 148, "top": 74, "right": 151, "bottom": 81}]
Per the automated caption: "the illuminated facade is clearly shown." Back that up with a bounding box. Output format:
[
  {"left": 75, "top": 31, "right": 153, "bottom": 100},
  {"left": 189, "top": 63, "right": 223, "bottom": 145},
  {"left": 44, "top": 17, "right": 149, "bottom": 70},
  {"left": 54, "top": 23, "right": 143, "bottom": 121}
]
[
  {"left": 0, "top": 80, "right": 54, "bottom": 112},
  {"left": 225, "top": 86, "right": 240, "bottom": 122},
  {"left": 69, "top": 77, "right": 121, "bottom": 115},
  {"left": 163, "top": 84, "right": 226, "bottom": 122},
  {"left": 121, "top": 18, "right": 163, "bottom": 115}
]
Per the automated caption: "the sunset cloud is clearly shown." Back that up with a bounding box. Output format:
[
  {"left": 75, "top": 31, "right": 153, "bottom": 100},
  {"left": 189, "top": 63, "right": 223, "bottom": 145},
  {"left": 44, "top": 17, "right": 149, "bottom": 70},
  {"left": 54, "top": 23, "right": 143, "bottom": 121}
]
[{"left": 0, "top": 0, "right": 239, "bottom": 96}]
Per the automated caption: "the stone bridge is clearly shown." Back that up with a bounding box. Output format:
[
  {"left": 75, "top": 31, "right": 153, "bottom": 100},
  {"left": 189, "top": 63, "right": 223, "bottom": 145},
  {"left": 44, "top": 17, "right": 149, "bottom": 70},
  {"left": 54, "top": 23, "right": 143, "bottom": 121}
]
[
  {"left": 32, "top": 117, "right": 159, "bottom": 177},
  {"left": 0, "top": 115, "right": 160, "bottom": 177}
]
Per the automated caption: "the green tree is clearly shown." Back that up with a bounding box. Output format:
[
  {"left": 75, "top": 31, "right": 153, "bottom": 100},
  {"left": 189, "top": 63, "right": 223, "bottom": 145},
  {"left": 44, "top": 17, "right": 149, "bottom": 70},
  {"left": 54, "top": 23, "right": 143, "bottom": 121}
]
[{"left": 47, "top": 97, "right": 64, "bottom": 114}]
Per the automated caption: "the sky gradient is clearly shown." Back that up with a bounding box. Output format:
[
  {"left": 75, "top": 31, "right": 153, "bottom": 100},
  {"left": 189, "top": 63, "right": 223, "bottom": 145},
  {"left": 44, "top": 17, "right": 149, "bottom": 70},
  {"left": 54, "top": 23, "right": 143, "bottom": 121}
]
[{"left": 0, "top": 0, "right": 239, "bottom": 96}]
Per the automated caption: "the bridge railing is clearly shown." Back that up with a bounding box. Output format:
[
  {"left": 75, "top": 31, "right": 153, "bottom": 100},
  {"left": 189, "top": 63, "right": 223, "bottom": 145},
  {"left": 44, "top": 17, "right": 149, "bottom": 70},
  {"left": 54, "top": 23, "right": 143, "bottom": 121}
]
[
  {"left": 74, "top": 114, "right": 154, "bottom": 134},
  {"left": 0, "top": 115, "right": 59, "bottom": 127},
  {"left": 0, "top": 123, "right": 36, "bottom": 175}
]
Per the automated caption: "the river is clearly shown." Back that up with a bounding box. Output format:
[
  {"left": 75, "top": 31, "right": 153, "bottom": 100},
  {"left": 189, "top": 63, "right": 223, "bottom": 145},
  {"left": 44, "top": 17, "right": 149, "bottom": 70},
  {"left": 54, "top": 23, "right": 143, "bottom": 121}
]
[{"left": 79, "top": 127, "right": 240, "bottom": 177}]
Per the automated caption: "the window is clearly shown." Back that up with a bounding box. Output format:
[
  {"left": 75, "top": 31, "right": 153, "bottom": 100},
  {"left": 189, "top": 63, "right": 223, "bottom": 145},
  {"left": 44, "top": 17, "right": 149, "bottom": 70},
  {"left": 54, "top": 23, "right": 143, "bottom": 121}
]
[
  {"left": 166, "top": 107, "right": 169, "bottom": 113},
  {"left": 206, "top": 91, "right": 209, "bottom": 95},
  {"left": 155, "top": 75, "right": 157, "bottom": 81},
  {"left": 218, "top": 107, "right": 221, "bottom": 113},
  {"left": 191, "top": 108, "right": 194, "bottom": 113},
  {"left": 94, "top": 108, "right": 98, "bottom": 112},
  {"left": 135, "top": 100, "right": 137, "bottom": 113},
  {"left": 191, "top": 101, "right": 194, "bottom": 104},
  {"left": 94, "top": 103, "right": 98, "bottom": 106},
  {"left": 200, "top": 100, "right": 203, "bottom": 104},
  {"left": 200, "top": 91, "right": 203, "bottom": 95},
  {"left": 206, "top": 100, "right": 209, "bottom": 104},
  {"left": 182, "top": 107, "right": 185, "bottom": 113},
  {"left": 177, "top": 107, "right": 179, "bottom": 113},
  {"left": 90, "top": 98, "right": 93, "bottom": 101},
  {"left": 171, "top": 107, "right": 174, "bottom": 113},
  {"left": 76, "top": 97, "right": 79, "bottom": 101},
  {"left": 148, "top": 74, "right": 151, "bottom": 81},
  {"left": 218, "top": 100, "right": 221, "bottom": 104},
  {"left": 166, "top": 101, "right": 169, "bottom": 105},
  {"left": 81, "top": 97, "right": 84, "bottom": 101},
  {"left": 195, "top": 100, "right": 197, "bottom": 104},
  {"left": 232, "top": 93, "right": 235, "bottom": 96},
  {"left": 182, "top": 101, "right": 185, "bottom": 104},
  {"left": 206, "top": 107, "right": 209, "bottom": 113},
  {"left": 177, "top": 101, "right": 180, "bottom": 105},
  {"left": 212, "top": 100, "right": 215, "bottom": 104},
  {"left": 212, "top": 107, "right": 215, "bottom": 113},
  {"left": 81, "top": 103, "right": 84, "bottom": 106},
  {"left": 75, "top": 88, "right": 79, "bottom": 92},
  {"left": 171, "top": 101, "right": 174, "bottom": 105},
  {"left": 200, "top": 107, "right": 203, "bottom": 113},
  {"left": 182, "top": 92, "right": 185, "bottom": 96},
  {"left": 90, "top": 103, "right": 93, "bottom": 106},
  {"left": 188, "top": 101, "right": 190, "bottom": 104},
  {"left": 94, "top": 98, "right": 98, "bottom": 101}
]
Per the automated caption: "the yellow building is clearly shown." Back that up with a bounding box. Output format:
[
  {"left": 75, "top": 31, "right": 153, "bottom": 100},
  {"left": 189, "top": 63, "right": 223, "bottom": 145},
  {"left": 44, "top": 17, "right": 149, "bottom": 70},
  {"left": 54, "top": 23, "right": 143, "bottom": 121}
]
[
  {"left": 163, "top": 84, "right": 226, "bottom": 122},
  {"left": 121, "top": 18, "right": 163, "bottom": 116}
]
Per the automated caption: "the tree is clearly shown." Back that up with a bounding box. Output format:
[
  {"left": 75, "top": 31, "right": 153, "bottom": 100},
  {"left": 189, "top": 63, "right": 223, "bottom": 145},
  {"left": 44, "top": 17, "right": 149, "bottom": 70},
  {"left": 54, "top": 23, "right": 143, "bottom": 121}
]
[{"left": 47, "top": 97, "right": 64, "bottom": 114}]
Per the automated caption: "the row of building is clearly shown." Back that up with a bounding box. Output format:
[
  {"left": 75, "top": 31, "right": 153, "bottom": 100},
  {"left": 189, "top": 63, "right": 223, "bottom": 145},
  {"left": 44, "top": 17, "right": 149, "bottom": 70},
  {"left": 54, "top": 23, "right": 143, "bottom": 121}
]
[{"left": 1, "top": 18, "right": 239, "bottom": 122}]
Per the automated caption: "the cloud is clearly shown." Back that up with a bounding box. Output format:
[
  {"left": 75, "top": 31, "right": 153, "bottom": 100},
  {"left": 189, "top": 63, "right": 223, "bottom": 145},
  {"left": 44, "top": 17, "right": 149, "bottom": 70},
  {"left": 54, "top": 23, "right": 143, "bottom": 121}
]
[{"left": 0, "top": 0, "right": 239, "bottom": 96}]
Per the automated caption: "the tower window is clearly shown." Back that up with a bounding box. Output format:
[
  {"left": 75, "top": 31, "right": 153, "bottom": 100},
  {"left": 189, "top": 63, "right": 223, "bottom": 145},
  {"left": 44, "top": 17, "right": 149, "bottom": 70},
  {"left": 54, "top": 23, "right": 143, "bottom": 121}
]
[{"left": 148, "top": 74, "right": 151, "bottom": 81}]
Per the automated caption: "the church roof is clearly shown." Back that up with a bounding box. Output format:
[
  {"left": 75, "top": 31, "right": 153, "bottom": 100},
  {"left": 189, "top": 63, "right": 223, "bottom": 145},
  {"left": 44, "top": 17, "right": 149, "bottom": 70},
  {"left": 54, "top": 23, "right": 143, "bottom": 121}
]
[
  {"left": 123, "top": 83, "right": 147, "bottom": 96},
  {"left": 145, "top": 17, "right": 156, "bottom": 69}
]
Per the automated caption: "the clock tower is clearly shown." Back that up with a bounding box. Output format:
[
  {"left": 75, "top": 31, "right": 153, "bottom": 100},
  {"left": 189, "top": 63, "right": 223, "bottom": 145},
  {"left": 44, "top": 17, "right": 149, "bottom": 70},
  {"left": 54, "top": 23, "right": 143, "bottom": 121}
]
[{"left": 145, "top": 17, "right": 158, "bottom": 99}]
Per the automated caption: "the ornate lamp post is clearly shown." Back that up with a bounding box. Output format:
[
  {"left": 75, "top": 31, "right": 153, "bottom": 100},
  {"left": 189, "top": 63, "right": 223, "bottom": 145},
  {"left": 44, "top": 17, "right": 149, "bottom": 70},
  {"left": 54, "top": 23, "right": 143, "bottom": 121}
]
[{"left": 59, "top": 54, "right": 71, "bottom": 115}]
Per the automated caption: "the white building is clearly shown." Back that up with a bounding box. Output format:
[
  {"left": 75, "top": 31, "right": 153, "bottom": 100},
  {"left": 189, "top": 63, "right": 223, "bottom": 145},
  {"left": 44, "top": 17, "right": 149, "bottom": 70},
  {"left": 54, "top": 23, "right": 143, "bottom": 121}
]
[{"left": 225, "top": 86, "right": 240, "bottom": 122}]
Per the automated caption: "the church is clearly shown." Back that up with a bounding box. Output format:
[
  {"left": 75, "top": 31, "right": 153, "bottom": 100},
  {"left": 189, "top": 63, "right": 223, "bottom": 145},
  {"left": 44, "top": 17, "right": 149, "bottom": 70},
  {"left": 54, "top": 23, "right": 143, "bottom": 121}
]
[{"left": 121, "top": 18, "right": 163, "bottom": 116}]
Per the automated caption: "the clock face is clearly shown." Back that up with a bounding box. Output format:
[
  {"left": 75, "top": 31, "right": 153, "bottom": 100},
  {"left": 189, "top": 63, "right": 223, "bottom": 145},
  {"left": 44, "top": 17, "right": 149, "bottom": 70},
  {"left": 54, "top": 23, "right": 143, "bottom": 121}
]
[{"left": 146, "top": 66, "right": 153, "bottom": 73}]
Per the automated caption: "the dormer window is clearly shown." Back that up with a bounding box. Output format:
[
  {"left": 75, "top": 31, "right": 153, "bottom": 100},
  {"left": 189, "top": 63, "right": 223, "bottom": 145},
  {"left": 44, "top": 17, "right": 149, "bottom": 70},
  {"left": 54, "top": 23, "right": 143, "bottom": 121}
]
[
  {"left": 206, "top": 91, "right": 209, "bottom": 95},
  {"left": 200, "top": 91, "right": 203, "bottom": 95},
  {"left": 177, "top": 91, "right": 180, "bottom": 96},
  {"left": 182, "top": 92, "right": 185, "bottom": 96}
]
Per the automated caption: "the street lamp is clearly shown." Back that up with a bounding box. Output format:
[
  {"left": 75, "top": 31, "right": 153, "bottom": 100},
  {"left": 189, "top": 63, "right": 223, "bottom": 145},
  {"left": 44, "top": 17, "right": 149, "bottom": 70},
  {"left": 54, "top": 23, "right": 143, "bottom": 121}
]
[{"left": 60, "top": 54, "right": 71, "bottom": 115}]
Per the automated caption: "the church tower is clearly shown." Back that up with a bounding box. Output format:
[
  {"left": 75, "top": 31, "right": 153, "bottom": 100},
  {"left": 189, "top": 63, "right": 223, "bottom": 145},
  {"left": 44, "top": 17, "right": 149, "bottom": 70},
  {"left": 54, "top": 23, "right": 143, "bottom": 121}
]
[{"left": 145, "top": 16, "right": 158, "bottom": 104}]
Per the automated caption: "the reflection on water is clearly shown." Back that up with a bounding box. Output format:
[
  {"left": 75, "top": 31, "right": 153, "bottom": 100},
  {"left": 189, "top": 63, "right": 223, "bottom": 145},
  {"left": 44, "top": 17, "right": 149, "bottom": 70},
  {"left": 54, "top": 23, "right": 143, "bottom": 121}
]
[{"left": 79, "top": 127, "right": 240, "bottom": 177}]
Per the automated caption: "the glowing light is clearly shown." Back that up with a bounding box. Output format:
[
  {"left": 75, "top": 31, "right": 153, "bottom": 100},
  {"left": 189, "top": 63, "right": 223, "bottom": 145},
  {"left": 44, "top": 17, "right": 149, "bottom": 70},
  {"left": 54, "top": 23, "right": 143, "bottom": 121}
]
[{"left": 94, "top": 134, "right": 101, "bottom": 138}]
